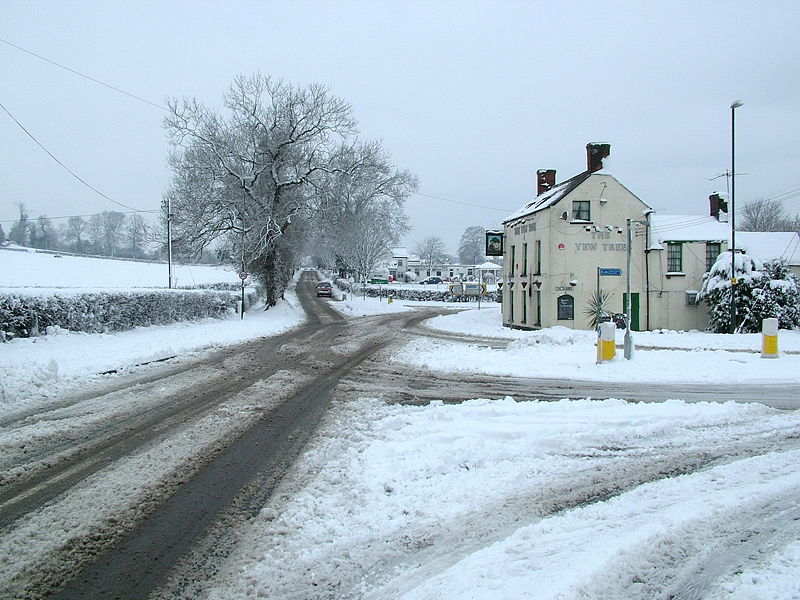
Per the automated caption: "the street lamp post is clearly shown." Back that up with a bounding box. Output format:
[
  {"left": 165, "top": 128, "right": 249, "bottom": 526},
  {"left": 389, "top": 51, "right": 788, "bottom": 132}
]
[{"left": 730, "top": 100, "right": 743, "bottom": 334}]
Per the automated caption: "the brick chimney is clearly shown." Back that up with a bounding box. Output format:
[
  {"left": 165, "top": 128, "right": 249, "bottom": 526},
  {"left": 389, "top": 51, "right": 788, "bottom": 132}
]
[
  {"left": 709, "top": 192, "right": 729, "bottom": 221},
  {"left": 537, "top": 169, "right": 556, "bottom": 196},
  {"left": 586, "top": 143, "right": 611, "bottom": 173}
]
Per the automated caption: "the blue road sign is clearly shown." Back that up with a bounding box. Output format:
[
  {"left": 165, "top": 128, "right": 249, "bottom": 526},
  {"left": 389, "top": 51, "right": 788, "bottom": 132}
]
[{"left": 599, "top": 268, "right": 622, "bottom": 276}]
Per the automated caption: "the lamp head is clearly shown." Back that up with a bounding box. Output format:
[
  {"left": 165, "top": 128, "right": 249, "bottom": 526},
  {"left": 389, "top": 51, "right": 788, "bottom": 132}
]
[{"left": 731, "top": 100, "right": 743, "bottom": 109}]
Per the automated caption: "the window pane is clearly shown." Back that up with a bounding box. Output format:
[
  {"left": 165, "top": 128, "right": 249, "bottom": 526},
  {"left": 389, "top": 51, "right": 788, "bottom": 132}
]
[
  {"left": 572, "top": 201, "right": 590, "bottom": 221},
  {"left": 667, "top": 243, "right": 682, "bottom": 272}
]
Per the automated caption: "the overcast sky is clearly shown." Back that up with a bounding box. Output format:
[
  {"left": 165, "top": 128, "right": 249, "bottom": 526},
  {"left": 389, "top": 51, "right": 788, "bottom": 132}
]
[{"left": 2, "top": 0, "right": 799, "bottom": 255}]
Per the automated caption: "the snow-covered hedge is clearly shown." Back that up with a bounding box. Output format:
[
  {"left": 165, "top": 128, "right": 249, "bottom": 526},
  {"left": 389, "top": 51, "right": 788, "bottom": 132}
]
[
  {"left": 0, "top": 289, "right": 259, "bottom": 340},
  {"left": 333, "top": 279, "right": 499, "bottom": 303}
]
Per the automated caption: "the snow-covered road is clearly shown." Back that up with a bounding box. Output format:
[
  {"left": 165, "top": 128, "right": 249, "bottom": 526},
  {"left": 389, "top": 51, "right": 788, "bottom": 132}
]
[{"left": 2, "top": 277, "right": 799, "bottom": 599}]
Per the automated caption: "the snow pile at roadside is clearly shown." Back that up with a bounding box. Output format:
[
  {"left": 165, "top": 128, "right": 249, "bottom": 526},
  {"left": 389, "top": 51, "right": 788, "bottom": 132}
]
[
  {"left": 203, "top": 397, "right": 800, "bottom": 599},
  {"left": 393, "top": 306, "right": 800, "bottom": 384},
  {"left": 0, "top": 292, "right": 305, "bottom": 411}
]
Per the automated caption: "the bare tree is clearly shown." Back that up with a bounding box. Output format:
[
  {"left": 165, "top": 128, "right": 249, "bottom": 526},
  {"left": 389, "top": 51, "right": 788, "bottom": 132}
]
[
  {"left": 102, "top": 211, "right": 126, "bottom": 256},
  {"left": 62, "top": 216, "right": 87, "bottom": 253},
  {"left": 414, "top": 235, "right": 448, "bottom": 275},
  {"left": 124, "top": 213, "right": 150, "bottom": 258},
  {"left": 87, "top": 214, "right": 104, "bottom": 254},
  {"left": 311, "top": 139, "right": 416, "bottom": 278},
  {"left": 164, "top": 73, "right": 357, "bottom": 305},
  {"left": 8, "top": 202, "right": 30, "bottom": 246},
  {"left": 739, "top": 198, "right": 798, "bottom": 232},
  {"left": 31, "top": 215, "right": 57, "bottom": 249},
  {"left": 458, "top": 225, "right": 486, "bottom": 264}
]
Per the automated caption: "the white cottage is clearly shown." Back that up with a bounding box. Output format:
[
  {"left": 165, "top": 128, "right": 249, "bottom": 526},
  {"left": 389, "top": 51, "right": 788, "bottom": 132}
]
[{"left": 501, "top": 143, "right": 800, "bottom": 331}]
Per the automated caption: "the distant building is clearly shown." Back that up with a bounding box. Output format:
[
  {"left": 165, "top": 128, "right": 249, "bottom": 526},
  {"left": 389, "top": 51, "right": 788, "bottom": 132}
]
[
  {"left": 501, "top": 143, "right": 800, "bottom": 331},
  {"left": 388, "top": 248, "right": 502, "bottom": 282}
]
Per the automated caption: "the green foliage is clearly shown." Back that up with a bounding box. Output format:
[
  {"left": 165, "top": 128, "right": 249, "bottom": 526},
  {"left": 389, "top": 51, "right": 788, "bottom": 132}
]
[
  {"left": 699, "top": 254, "right": 800, "bottom": 333},
  {"left": 584, "top": 290, "right": 613, "bottom": 329}
]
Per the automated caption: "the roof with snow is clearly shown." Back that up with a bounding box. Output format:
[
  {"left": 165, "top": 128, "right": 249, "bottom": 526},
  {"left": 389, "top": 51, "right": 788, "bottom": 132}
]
[
  {"left": 392, "top": 247, "right": 409, "bottom": 258},
  {"left": 650, "top": 214, "right": 800, "bottom": 265},
  {"left": 475, "top": 261, "right": 503, "bottom": 270},
  {"left": 503, "top": 171, "right": 592, "bottom": 224},
  {"left": 650, "top": 215, "right": 730, "bottom": 245},
  {"left": 738, "top": 231, "right": 800, "bottom": 265}
]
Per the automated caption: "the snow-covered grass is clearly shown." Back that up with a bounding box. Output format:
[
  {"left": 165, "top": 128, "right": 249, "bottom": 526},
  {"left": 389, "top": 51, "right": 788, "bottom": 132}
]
[
  {"left": 0, "top": 291, "right": 305, "bottom": 411},
  {"left": 1, "top": 245, "right": 241, "bottom": 291},
  {"left": 388, "top": 305, "right": 800, "bottom": 384}
]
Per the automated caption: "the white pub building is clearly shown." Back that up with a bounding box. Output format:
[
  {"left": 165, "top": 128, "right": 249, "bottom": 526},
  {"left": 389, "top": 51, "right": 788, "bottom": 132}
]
[{"left": 501, "top": 143, "right": 800, "bottom": 331}]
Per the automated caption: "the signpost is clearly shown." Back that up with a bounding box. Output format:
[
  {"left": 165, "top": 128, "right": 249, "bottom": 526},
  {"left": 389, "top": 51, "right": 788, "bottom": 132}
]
[
  {"left": 238, "top": 270, "right": 248, "bottom": 320},
  {"left": 596, "top": 267, "right": 622, "bottom": 332}
]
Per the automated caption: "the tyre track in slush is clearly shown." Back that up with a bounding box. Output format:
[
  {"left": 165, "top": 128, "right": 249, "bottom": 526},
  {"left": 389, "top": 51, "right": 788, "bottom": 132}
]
[
  {"left": 14, "top": 277, "right": 447, "bottom": 600},
  {"left": 0, "top": 294, "right": 343, "bottom": 530}
]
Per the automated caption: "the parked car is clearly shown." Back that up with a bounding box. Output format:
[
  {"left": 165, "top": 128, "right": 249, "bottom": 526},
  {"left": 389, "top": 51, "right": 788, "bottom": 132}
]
[
  {"left": 420, "top": 276, "right": 443, "bottom": 284},
  {"left": 316, "top": 281, "right": 333, "bottom": 297}
]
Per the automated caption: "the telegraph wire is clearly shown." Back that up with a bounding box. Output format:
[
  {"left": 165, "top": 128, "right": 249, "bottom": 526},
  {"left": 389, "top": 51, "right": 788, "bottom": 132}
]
[
  {"left": 0, "top": 36, "right": 166, "bottom": 111},
  {"left": 413, "top": 191, "right": 515, "bottom": 213},
  {"left": 0, "top": 100, "right": 151, "bottom": 213}
]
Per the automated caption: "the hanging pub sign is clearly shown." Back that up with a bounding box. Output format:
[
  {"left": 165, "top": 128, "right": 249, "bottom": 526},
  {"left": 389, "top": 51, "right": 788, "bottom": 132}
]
[{"left": 485, "top": 230, "right": 504, "bottom": 256}]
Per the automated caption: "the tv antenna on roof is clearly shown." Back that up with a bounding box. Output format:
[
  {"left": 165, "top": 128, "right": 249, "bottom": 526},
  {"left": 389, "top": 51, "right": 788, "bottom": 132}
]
[{"left": 710, "top": 170, "right": 748, "bottom": 197}]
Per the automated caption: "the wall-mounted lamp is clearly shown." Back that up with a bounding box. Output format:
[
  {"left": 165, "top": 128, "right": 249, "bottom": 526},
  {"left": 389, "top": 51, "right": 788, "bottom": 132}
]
[{"left": 569, "top": 279, "right": 578, "bottom": 287}]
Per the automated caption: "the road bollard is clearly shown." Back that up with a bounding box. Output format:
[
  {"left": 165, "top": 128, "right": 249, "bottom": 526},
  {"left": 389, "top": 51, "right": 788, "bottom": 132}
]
[
  {"left": 762, "top": 317, "right": 779, "bottom": 358},
  {"left": 388, "top": 295, "right": 393, "bottom": 304},
  {"left": 597, "top": 322, "right": 616, "bottom": 363}
]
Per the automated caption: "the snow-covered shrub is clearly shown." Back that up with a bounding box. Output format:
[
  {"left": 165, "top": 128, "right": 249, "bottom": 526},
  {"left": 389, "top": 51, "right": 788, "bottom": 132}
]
[
  {"left": 739, "top": 258, "right": 800, "bottom": 332},
  {"left": 0, "top": 289, "right": 259, "bottom": 340},
  {"left": 698, "top": 253, "right": 800, "bottom": 333}
]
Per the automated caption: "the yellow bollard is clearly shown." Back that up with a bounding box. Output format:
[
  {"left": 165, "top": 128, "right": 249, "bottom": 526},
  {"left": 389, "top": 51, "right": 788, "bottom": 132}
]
[
  {"left": 761, "top": 317, "right": 779, "bottom": 358},
  {"left": 597, "top": 322, "right": 616, "bottom": 363},
  {"left": 388, "top": 295, "right": 393, "bottom": 304}
]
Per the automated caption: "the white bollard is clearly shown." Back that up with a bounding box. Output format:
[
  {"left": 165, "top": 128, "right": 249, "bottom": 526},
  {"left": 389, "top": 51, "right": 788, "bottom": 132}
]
[
  {"left": 597, "top": 321, "right": 616, "bottom": 363},
  {"left": 761, "top": 317, "right": 779, "bottom": 358}
]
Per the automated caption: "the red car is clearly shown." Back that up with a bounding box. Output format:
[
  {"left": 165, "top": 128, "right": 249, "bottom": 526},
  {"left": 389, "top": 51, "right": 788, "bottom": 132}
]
[{"left": 316, "top": 281, "right": 333, "bottom": 297}]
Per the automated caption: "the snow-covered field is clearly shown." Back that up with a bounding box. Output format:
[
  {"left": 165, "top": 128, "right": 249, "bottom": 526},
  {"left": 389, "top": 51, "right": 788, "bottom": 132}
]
[
  {"left": 2, "top": 262, "right": 800, "bottom": 598},
  {"left": 0, "top": 245, "right": 241, "bottom": 291}
]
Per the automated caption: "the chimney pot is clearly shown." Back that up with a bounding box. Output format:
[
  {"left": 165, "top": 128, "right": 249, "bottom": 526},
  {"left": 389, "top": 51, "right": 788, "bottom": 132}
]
[{"left": 536, "top": 169, "right": 556, "bottom": 196}]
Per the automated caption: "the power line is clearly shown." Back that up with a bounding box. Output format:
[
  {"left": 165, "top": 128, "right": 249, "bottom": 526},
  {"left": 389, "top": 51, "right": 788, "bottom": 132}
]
[
  {"left": 413, "top": 191, "right": 515, "bottom": 213},
  {"left": 0, "top": 100, "right": 152, "bottom": 213},
  {"left": 0, "top": 36, "right": 166, "bottom": 111}
]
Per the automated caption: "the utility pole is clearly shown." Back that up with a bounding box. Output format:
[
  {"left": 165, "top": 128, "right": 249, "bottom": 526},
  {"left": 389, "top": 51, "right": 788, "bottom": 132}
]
[
  {"left": 166, "top": 196, "right": 173, "bottom": 289},
  {"left": 624, "top": 218, "right": 634, "bottom": 359},
  {"left": 730, "top": 100, "right": 743, "bottom": 333}
]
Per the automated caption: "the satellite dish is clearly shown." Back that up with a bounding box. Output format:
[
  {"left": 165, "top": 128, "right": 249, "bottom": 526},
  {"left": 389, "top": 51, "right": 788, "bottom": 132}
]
[{"left": 561, "top": 211, "right": 569, "bottom": 221}]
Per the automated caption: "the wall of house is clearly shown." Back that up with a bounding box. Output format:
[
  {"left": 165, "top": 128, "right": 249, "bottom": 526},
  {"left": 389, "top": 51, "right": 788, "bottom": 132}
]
[
  {"left": 503, "top": 174, "right": 649, "bottom": 330},
  {"left": 646, "top": 242, "right": 714, "bottom": 331}
]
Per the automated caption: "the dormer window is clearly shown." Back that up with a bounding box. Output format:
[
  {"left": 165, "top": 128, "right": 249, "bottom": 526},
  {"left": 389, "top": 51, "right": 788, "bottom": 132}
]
[{"left": 572, "top": 200, "right": 591, "bottom": 221}]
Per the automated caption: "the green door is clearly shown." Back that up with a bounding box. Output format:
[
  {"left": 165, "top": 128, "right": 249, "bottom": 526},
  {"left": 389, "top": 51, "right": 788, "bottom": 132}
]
[{"left": 622, "top": 293, "right": 640, "bottom": 331}]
